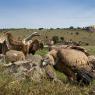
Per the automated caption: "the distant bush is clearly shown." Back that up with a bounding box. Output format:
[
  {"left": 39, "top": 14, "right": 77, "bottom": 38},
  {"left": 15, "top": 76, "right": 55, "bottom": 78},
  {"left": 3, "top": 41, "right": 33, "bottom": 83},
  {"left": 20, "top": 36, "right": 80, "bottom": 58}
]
[
  {"left": 56, "top": 28, "right": 60, "bottom": 29},
  {"left": 69, "top": 26, "right": 74, "bottom": 29},
  {"left": 60, "top": 37, "right": 64, "bottom": 42},
  {"left": 77, "top": 27, "right": 81, "bottom": 29},
  {"left": 85, "top": 43, "right": 89, "bottom": 46},
  {"left": 50, "top": 28, "right": 54, "bottom": 30},
  {"left": 70, "top": 32, "right": 73, "bottom": 35},
  {"left": 45, "top": 36, "right": 48, "bottom": 39},
  {"left": 70, "top": 39, "right": 72, "bottom": 41},
  {"left": 76, "top": 32, "right": 79, "bottom": 35},
  {"left": 38, "top": 28, "right": 44, "bottom": 30},
  {"left": 52, "top": 36, "right": 59, "bottom": 44}
]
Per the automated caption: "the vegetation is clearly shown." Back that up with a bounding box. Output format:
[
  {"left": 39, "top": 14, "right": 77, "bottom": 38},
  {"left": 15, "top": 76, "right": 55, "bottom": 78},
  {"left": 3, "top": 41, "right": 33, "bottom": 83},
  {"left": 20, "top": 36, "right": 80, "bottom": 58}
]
[
  {"left": 0, "top": 28, "right": 95, "bottom": 45},
  {"left": 0, "top": 46, "right": 94, "bottom": 95},
  {"left": 0, "top": 28, "right": 95, "bottom": 94},
  {"left": 52, "top": 36, "right": 59, "bottom": 44},
  {"left": 83, "top": 46, "right": 95, "bottom": 55}
]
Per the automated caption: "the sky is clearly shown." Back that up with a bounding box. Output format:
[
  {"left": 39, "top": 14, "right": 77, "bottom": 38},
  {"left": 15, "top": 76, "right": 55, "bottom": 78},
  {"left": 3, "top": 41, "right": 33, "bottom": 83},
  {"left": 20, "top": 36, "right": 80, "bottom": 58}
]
[{"left": 0, "top": 0, "right": 95, "bottom": 28}]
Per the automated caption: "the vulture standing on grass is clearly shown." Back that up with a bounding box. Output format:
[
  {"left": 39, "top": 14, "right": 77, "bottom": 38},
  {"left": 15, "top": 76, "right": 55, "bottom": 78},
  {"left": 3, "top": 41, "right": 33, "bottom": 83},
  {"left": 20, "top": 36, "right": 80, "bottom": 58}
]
[
  {"left": 5, "top": 32, "right": 40, "bottom": 55},
  {"left": 42, "top": 46, "right": 95, "bottom": 84}
]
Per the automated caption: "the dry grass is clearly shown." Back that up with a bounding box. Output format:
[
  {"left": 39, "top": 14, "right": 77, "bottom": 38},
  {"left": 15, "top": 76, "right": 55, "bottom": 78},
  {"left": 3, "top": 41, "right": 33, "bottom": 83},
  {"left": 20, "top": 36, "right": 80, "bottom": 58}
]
[
  {"left": 1, "top": 28, "right": 95, "bottom": 45},
  {"left": 0, "top": 67, "right": 94, "bottom": 95},
  {"left": 0, "top": 29, "right": 95, "bottom": 94},
  {"left": 0, "top": 46, "right": 95, "bottom": 95}
]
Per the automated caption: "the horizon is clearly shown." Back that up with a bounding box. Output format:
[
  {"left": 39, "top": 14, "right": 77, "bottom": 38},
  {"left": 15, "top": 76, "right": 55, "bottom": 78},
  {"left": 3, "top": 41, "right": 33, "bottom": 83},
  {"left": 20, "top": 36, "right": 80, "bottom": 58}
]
[
  {"left": 0, "top": 0, "right": 95, "bottom": 28},
  {"left": 0, "top": 26, "right": 90, "bottom": 29}
]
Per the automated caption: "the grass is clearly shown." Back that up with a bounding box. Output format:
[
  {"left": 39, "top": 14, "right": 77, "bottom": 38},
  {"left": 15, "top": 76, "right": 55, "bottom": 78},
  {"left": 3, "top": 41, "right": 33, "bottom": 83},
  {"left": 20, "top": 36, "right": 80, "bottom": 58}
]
[
  {"left": 0, "top": 46, "right": 94, "bottom": 95},
  {"left": 0, "top": 68, "right": 94, "bottom": 95},
  {"left": 1, "top": 28, "right": 95, "bottom": 45},
  {"left": 83, "top": 46, "right": 95, "bottom": 55},
  {"left": 36, "top": 48, "right": 48, "bottom": 56},
  {"left": 0, "top": 29, "right": 95, "bottom": 94}
]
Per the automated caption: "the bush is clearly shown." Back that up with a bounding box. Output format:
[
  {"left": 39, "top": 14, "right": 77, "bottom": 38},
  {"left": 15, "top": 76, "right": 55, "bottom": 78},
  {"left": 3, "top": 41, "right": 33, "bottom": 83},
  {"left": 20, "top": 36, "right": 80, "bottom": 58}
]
[
  {"left": 85, "top": 43, "right": 89, "bottom": 46},
  {"left": 76, "top": 32, "right": 79, "bottom": 35},
  {"left": 38, "top": 28, "right": 44, "bottom": 30},
  {"left": 77, "top": 27, "right": 81, "bottom": 29},
  {"left": 56, "top": 28, "right": 60, "bottom": 29},
  {"left": 69, "top": 26, "right": 74, "bottom": 29},
  {"left": 50, "top": 28, "right": 54, "bottom": 30},
  {"left": 60, "top": 37, "right": 64, "bottom": 42},
  {"left": 71, "top": 32, "right": 73, "bottom": 35},
  {"left": 52, "top": 36, "right": 59, "bottom": 44}
]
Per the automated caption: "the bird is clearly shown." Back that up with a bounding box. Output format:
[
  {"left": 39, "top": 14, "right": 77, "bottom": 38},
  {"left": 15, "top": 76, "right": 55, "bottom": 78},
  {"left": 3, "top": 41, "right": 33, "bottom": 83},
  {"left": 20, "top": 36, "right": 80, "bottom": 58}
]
[{"left": 42, "top": 46, "right": 95, "bottom": 85}]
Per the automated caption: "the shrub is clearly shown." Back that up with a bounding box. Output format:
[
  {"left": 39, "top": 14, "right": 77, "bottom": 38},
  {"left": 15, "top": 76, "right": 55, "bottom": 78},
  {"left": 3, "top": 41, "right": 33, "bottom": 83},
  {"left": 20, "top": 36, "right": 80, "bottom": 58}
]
[
  {"left": 38, "top": 28, "right": 44, "bottom": 30},
  {"left": 69, "top": 26, "right": 74, "bottom": 29},
  {"left": 76, "top": 32, "right": 79, "bottom": 35},
  {"left": 50, "top": 28, "right": 54, "bottom": 30},
  {"left": 52, "top": 36, "right": 59, "bottom": 44},
  {"left": 60, "top": 37, "right": 64, "bottom": 42}
]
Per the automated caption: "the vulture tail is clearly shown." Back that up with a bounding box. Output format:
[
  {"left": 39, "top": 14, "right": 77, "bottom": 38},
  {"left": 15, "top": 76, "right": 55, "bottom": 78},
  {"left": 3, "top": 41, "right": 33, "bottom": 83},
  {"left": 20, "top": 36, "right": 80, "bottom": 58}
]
[{"left": 76, "top": 69, "right": 94, "bottom": 85}]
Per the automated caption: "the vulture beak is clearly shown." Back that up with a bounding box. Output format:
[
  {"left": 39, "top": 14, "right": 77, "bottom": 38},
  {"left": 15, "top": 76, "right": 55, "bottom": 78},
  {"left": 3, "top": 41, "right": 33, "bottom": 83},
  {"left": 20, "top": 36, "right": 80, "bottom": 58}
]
[
  {"left": 42, "top": 58, "right": 49, "bottom": 66},
  {"left": 41, "top": 58, "right": 49, "bottom": 66}
]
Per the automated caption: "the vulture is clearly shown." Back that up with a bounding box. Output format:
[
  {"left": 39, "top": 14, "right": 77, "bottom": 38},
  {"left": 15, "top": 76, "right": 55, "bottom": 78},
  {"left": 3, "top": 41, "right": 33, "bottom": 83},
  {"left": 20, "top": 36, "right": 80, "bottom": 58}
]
[
  {"left": 5, "top": 32, "right": 40, "bottom": 55},
  {"left": 42, "top": 46, "right": 95, "bottom": 85},
  {"left": 5, "top": 50, "right": 25, "bottom": 63},
  {"left": 0, "top": 34, "right": 8, "bottom": 54}
]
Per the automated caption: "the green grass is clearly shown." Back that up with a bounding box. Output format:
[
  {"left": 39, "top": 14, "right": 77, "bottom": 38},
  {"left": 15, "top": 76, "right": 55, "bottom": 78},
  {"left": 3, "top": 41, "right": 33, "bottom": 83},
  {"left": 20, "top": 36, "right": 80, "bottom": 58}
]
[
  {"left": 36, "top": 46, "right": 95, "bottom": 56},
  {"left": 83, "top": 46, "right": 95, "bottom": 55},
  {"left": 36, "top": 48, "right": 48, "bottom": 56}
]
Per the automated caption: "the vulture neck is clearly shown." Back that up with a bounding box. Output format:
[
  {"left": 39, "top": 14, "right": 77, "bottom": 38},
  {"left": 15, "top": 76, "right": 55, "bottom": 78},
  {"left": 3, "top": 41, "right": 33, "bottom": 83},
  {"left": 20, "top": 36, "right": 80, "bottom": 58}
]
[{"left": 23, "top": 33, "right": 39, "bottom": 42}]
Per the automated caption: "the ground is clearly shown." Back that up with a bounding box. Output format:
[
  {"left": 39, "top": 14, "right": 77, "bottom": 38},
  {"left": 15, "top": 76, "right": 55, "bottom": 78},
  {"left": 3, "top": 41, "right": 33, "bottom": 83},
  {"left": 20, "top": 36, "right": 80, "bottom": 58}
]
[
  {"left": 1, "top": 28, "right": 95, "bottom": 45},
  {"left": 0, "top": 47, "right": 95, "bottom": 95},
  {"left": 0, "top": 29, "right": 95, "bottom": 95}
]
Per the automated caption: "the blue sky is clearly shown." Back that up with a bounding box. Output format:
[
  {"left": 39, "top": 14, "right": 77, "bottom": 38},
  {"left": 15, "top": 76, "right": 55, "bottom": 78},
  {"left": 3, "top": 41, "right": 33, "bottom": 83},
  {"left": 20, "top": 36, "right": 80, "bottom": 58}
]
[{"left": 0, "top": 0, "right": 95, "bottom": 28}]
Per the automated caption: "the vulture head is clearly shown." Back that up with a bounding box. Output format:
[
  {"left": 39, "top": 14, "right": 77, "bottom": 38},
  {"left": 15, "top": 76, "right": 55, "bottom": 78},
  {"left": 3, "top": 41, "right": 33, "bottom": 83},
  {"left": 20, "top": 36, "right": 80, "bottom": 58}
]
[
  {"left": 42, "top": 49, "right": 57, "bottom": 66},
  {"left": 28, "top": 39, "right": 40, "bottom": 55}
]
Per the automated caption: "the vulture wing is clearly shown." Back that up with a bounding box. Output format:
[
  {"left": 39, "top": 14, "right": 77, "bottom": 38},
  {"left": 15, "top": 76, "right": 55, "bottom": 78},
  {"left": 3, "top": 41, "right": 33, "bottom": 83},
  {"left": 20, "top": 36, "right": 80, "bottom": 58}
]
[{"left": 57, "top": 48, "right": 94, "bottom": 84}]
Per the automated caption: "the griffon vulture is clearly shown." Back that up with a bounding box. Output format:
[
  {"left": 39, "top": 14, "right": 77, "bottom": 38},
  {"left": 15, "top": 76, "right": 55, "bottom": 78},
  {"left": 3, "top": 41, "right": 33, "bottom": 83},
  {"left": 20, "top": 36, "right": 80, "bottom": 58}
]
[{"left": 42, "top": 46, "right": 95, "bottom": 84}]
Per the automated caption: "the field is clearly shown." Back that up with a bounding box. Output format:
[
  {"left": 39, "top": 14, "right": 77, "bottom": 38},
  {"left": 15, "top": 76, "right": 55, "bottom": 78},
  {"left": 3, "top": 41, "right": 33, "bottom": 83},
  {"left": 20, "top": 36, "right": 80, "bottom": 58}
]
[
  {"left": 0, "top": 28, "right": 95, "bottom": 95},
  {"left": 0, "top": 47, "right": 95, "bottom": 95},
  {"left": 1, "top": 28, "right": 95, "bottom": 45}
]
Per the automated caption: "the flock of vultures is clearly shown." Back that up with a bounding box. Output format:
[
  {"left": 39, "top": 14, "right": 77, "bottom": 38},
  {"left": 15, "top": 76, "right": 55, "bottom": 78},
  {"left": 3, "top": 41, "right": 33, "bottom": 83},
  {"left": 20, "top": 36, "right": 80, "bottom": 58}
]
[{"left": 0, "top": 32, "right": 95, "bottom": 85}]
